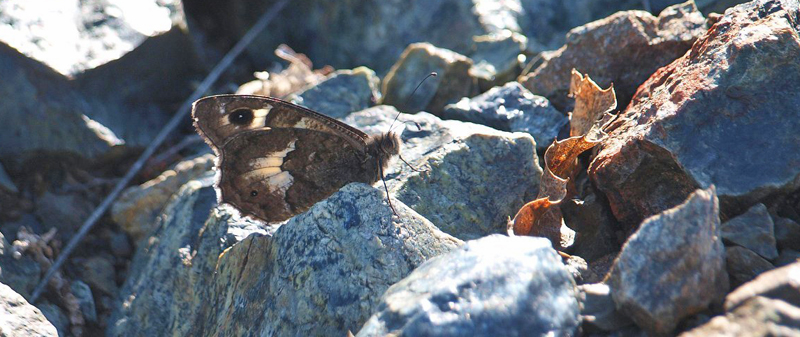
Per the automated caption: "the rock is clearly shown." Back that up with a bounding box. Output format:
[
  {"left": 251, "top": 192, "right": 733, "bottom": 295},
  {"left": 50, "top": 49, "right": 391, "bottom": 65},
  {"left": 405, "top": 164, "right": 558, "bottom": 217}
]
[
  {"left": 357, "top": 235, "right": 581, "bottom": 337},
  {"left": 109, "top": 180, "right": 460, "bottom": 336},
  {"left": 726, "top": 245, "right": 775, "bottom": 289},
  {"left": 70, "top": 280, "right": 97, "bottom": 324},
  {"left": 774, "top": 216, "right": 800, "bottom": 251},
  {"left": 288, "top": 67, "right": 381, "bottom": 119},
  {"left": 33, "top": 191, "right": 96, "bottom": 242},
  {"left": 343, "top": 106, "right": 542, "bottom": 240},
  {"left": 0, "top": 233, "right": 40, "bottom": 299},
  {"left": 519, "top": 1, "right": 707, "bottom": 112},
  {"left": 562, "top": 253, "right": 603, "bottom": 285},
  {"left": 0, "top": 42, "right": 117, "bottom": 162},
  {"left": 35, "top": 301, "right": 68, "bottom": 336},
  {"left": 469, "top": 31, "right": 527, "bottom": 91},
  {"left": 111, "top": 154, "right": 215, "bottom": 242},
  {"left": 441, "top": 82, "right": 567, "bottom": 152},
  {"left": 579, "top": 283, "right": 634, "bottom": 332},
  {"left": 74, "top": 256, "right": 117, "bottom": 296},
  {"left": 721, "top": 204, "right": 778, "bottom": 260},
  {"left": 561, "top": 189, "right": 622, "bottom": 263},
  {"left": 381, "top": 43, "right": 476, "bottom": 115},
  {"left": 775, "top": 249, "right": 800, "bottom": 268},
  {"left": 609, "top": 187, "right": 728, "bottom": 336},
  {"left": 0, "top": 163, "right": 17, "bottom": 194},
  {"left": 0, "top": 282, "right": 58, "bottom": 336},
  {"left": 680, "top": 296, "right": 800, "bottom": 336},
  {"left": 725, "top": 261, "right": 800, "bottom": 311},
  {"left": 590, "top": 0, "right": 800, "bottom": 228}
]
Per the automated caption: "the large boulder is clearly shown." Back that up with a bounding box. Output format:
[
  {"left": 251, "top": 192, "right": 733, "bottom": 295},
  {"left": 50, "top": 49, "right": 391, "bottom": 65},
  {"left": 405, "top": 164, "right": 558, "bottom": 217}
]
[{"left": 589, "top": 0, "right": 800, "bottom": 228}]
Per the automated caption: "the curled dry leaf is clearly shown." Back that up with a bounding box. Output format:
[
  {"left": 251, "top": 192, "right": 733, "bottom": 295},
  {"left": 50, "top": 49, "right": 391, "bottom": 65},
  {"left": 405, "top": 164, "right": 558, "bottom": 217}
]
[
  {"left": 511, "top": 70, "right": 616, "bottom": 246},
  {"left": 236, "top": 44, "right": 334, "bottom": 98}
]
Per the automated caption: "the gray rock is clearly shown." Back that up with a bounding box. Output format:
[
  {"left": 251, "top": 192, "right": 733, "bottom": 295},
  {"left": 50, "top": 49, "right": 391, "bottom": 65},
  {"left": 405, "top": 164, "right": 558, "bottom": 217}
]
[
  {"left": 726, "top": 245, "right": 775, "bottom": 289},
  {"left": 0, "top": 42, "right": 117, "bottom": 161},
  {"left": 721, "top": 203, "right": 778, "bottom": 260},
  {"left": 469, "top": 31, "right": 527, "bottom": 91},
  {"left": 680, "top": 296, "right": 800, "bottom": 337},
  {"left": 289, "top": 67, "right": 381, "bottom": 119},
  {"left": 725, "top": 261, "right": 800, "bottom": 311},
  {"left": 357, "top": 235, "right": 581, "bottom": 337},
  {"left": 73, "top": 256, "right": 117, "bottom": 296},
  {"left": 609, "top": 187, "right": 728, "bottom": 336},
  {"left": 111, "top": 154, "right": 215, "bottom": 243},
  {"left": 381, "top": 43, "right": 476, "bottom": 115},
  {"left": 774, "top": 216, "right": 800, "bottom": 251},
  {"left": 0, "top": 163, "right": 17, "bottom": 194},
  {"left": 775, "top": 249, "right": 800, "bottom": 268},
  {"left": 0, "top": 0, "right": 183, "bottom": 76},
  {"left": 33, "top": 191, "right": 96, "bottom": 243},
  {"left": 70, "top": 281, "right": 97, "bottom": 324},
  {"left": 590, "top": 0, "right": 800, "bottom": 228},
  {"left": 35, "top": 301, "right": 67, "bottom": 336},
  {"left": 520, "top": 1, "right": 707, "bottom": 112},
  {"left": 109, "top": 180, "right": 460, "bottom": 336},
  {"left": 343, "top": 106, "right": 542, "bottom": 240},
  {"left": 0, "top": 282, "right": 58, "bottom": 336},
  {"left": 0, "top": 232, "right": 40, "bottom": 299},
  {"left": 579, "top": 283, "right": 634, "bottom": 332},
  {"left": 442, "top": 82, "right": 567, "bottom": 152}
]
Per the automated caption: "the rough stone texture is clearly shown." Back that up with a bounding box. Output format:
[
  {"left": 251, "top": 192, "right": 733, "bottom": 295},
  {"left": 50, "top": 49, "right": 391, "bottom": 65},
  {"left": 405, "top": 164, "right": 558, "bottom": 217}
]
[
  {"left": 519, "top": 1, "right": 707, "bottom": 112},
  {"left": 289, "top": 67, "right": 381, "bottom": 119},
  {"left": 775, "top": 216, "right": 800, "bottom": 251},
  {"left": 0, "top": 282, "right": 58, "bottom": 337},
  {"left": 579, "top": 283, "right": 634, "bottom": 332},
  {"left": 726, "top": 245, "right": 776, "bottom": 288},
  {"left": 70, "top": 280, "right": 97, "bottom": 324},
  {"left": 680, "top": 296, "right": 800, "bottom": 337},
  {"left": 442, "top": 82, "right": 567, "bottom": 152},
  {"left": 721, "top": 203, "right": 779, "bottom": 260},
  {"left": 590, "top": 0, "right": 800, "bottom": 228},
  {"left": 725, "top": 261, "right": 800, "bottom": 311},
  {"left": 381, "top": 43, "right": 476, "bottom": 115},
  {"left": 111, "top": 154, "right": 215, "bottom": 242},
  {"left": 0, "top": 233, "right": 40, "bottom": 299},
  {"left": 0, "top": 42, "right": 117, "bottom": 161},
  {"left": 108, "top": 179, "right": 460, "bottom": 336},
  {"left": 609, "top": 187, "right": 728, "bottom": 336},
  {"left": 469, "top": 31, "right": 527, "bottom": 91},
  {"left": 343, "top": 106, "right": 542, "bottom": 240},
  {"left": 33, "top": 191, "right": 96, "bottom": 243},
  {"left": 357, "top": 235, "right": 581, "bottom": 337}
]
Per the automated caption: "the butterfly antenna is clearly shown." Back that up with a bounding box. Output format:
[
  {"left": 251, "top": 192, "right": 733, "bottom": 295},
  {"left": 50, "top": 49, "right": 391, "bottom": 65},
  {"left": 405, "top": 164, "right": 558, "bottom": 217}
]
[{"left": 388, "top": 72, "right": 437, "bottom": 132}]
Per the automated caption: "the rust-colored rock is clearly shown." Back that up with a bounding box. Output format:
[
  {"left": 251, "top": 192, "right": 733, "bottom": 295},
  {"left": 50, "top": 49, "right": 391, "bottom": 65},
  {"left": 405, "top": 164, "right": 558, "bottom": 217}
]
[{"left": 590, "top": 0, "right": 800, "bottom": 229}]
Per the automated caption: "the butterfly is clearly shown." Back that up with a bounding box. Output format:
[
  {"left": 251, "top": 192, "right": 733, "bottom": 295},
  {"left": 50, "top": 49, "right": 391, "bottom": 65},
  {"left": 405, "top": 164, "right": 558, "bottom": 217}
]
[{"left": 192, "top": 95, "right": 403, "bottom": 222}]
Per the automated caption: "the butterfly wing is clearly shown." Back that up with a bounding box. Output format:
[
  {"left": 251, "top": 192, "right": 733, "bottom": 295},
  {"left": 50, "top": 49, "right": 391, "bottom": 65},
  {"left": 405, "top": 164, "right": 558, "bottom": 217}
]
[
  {"left": 192, "top": 95, "right": 369, "bottom": 154},
  {"left": 216, "top": 127, "right": 380, "bottom": 222}
]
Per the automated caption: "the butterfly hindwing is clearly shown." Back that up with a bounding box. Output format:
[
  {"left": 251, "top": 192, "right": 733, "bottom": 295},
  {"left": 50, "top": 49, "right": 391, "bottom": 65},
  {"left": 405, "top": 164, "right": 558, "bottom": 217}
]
[{"left": 217, "top": 127, "right": 379, "bottom": 222}]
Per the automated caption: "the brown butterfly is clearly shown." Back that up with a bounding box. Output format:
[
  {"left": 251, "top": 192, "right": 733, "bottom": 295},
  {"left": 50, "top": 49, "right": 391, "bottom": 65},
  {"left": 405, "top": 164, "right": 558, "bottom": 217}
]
[{"left": 192, "top": 95, "right": 402, "bottom": 222}]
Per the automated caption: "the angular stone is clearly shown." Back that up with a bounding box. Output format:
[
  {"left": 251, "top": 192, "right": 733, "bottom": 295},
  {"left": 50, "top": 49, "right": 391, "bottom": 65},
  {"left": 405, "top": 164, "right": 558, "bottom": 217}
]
[
  {"left": 343, "top": 106, "right": 542, "bottom": 240},
  {"left": 70, "top": 281, "right": 97, "bottom": 323},
  {"left": 0, "top": 163, "right": 17, "bottom": 194},
  {"left": 289, "top": 67, "right": 381, "bottom": 119},
  {"left": 519, "top": 1, "right": 707, "bottom": 112},
  {"left": 381, "top": 43, "right": 476, "bottom": 115},
  {"left": 108, "top": 180, "right": 460, "bottom": 336},
  {"left": 725, "top": 261, "right": 800, "bottom": 311},
  {"left": 775, "top": 216, "right": 800, "bottom": 251},
  {"left": 726, "top": 245, "right": 776, "bottom": 289},
  {"left": 469, "top": 31, "right": 527, "bottom": 91},
  {"left": 357, "top": 235, "right": 581, "bottom": 337},
  {"left": 579, "top": 283, "right": 634, "bottom": 332},
  {"left": 721, "top": 204, "right": 778, "bottom": 260},
  {"left": 775, "top": 249, "right": 800, "bottom": 268},
  {"left": 609, "top": 187, "right": 728, "bottom": 336},
  {"left": 74, "top": 256, "right": 117, "bottom": 297},
  {"left": 0, "top": 282, "right": 58, "bottom": 336},
  {"left": 442, "top": 82, "right": 567, "bottom": 152},
  {"left": 680, "top": 296, "right": 800, "bottom": 337},
  {"left": 590, "top": 0, "right": 800, "bottom": 228},
  {"left": 111, "top": 154, "right": 215, "bottom": 242}
]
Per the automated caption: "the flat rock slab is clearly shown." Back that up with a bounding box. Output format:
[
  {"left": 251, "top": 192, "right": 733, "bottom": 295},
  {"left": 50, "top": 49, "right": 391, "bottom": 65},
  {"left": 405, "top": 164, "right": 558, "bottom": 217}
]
[
  {"left": 590, "top": 0, "right": 800, "bottom": 228},
  {"left": 357, "top": 235, "right": 581, "bottom": 337},
  {"left": 721, "top": 203, "right": 778, "bottom": 260},
  {"left": 609, "top": 187, "right": 728, "bottom": 336},
  {"left": 725, "top": 261, "right": 800, "bottom": 311},
  {"left": 680, "top": 296, "right": 800, "bottom": 337}
]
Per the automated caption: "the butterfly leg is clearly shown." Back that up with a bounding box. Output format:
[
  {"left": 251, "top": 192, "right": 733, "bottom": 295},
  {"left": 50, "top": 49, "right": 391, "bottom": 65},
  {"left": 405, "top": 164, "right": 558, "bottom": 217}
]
[
  {"left": 398, "top": 154, "right": 425, "bottom": 172},
  {"left": 379, "top": 157, "right": 399, "bottom": 216}
]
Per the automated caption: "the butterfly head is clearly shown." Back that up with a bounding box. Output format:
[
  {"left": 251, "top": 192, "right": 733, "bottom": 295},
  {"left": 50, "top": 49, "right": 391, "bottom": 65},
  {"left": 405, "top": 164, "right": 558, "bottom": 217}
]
[{"left": 368, "top": 132, "right": 401, "bottom": 160}]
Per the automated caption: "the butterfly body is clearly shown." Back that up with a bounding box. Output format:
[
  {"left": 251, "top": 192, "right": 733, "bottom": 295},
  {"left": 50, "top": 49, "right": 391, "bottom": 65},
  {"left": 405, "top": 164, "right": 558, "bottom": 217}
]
[{"left": 192, "top": 95, "right": 399, "bottom": 222}]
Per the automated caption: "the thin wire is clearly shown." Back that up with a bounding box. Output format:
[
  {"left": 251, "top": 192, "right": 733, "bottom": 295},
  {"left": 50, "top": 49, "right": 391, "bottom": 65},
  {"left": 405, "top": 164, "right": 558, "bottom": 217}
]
[{"left": 29, "top": 0, "right": 290, "bottom": 303}]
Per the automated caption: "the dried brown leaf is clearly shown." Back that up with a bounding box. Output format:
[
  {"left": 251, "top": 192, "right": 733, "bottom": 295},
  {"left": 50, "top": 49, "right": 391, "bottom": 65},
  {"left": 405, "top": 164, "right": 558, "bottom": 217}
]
[
  {"left": 569, "top": 69, "right": 616, "bottom": 137},
  {"left": 236, "top": 44, "right": 333, "bottom": 98}
]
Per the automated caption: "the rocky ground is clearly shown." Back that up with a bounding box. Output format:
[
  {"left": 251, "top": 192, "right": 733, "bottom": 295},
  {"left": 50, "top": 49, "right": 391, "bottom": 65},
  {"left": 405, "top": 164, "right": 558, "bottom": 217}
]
[{"left": 1, "top": 0, "right": 799, "bottom": 336}]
